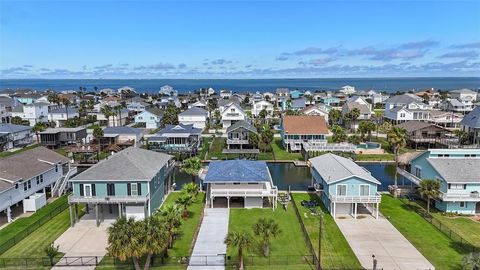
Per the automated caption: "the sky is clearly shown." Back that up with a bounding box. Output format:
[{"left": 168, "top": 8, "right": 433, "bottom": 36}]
[{"left": 0, "top": 0, "right": 479, "bottom": 79}]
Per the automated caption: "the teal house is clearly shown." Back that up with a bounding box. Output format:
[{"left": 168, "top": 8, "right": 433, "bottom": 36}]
[
  {"left": 290, "top": 90, "right": 303, "bottom": 99},
  {"left": 398, "top": 149, "right": 480, "bottom": 215},
  {"left": 309, "top": 153, "right": 381, "bottom": 219},
  {"left": 68, "top": 147, "right": 174, "bottom": 226}
]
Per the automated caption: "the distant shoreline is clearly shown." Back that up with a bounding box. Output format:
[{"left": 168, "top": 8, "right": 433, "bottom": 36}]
[{"left": 1, "top": 77, "right": 479, "bottom": 93}]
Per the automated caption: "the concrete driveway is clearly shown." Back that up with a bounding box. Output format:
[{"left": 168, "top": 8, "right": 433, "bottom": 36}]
[
  {"left": 52, "top": 206, "right": 116, "bottom": 270},
  {"left": 335, "top": 216, "right": 434, "bottom": 270}
]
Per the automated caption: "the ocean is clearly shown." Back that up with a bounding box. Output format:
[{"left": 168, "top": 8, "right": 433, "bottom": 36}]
[{"left": 0, "top": 77, "right": 479, "bottom": 94}]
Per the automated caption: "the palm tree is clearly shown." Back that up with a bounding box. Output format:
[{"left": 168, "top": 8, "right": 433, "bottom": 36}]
[
  {"left": 358, "top": 120, "right": 376, "bottom": 141},
  {"left": 47, "top": 94, "right": 59, "bottom": 108},
  {"left": 44, "top": 243, "right": 60, "bottom": 266},
  {"left": 113, "top": 105, "right": 123, "bottom": 126},
  {"left": 32, "top": 122, "right": 46, "bottom": 143},
  {"left": 182, "top": 182, "right": 199, "bottom": 198},
  {"left": 328, "top": 109, "right": 341, "bottom": 126},
  {"left": 101, "top": 105, "right": 113, "bottom": 127},
  {"left": 140, "top": 216, "right": 169, "bottom": 270},
  {"left": 93, "top": 126, "right": 104, "bottom": 161},
  {"left": 252, "top": 218, "right": 281, "bottom": 256},
  {"left": 224, "top": 231, "right": 254, "bottom": 270},
  {"left": 107, "top": 217, "right": 141, "bottom": 270},
  {"left": 387, "top": 127, "right": 406, "bottom": 197},
  {"left": 176, "top": 193, "right": 193, "bottom": 218},
  {"left": 462, "top": 252, "right": 480, "bottom": 270},
  {"left": 348, "top": 108, "right": 360, "bottom": 132},
  {"left": 158, "top": 204, "right": 182, "bottom": 248},
  {"left": 62, "top": 98, "right": 72, "bottom": 120},
  {"left": 181, "top": 157, "right": 202, "bottom": 184},
  {"left": 418, "top": 179, "right": 440, "bottom": 214}
]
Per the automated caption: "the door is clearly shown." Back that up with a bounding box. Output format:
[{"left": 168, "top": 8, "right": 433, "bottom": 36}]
[
  {"left": 84, "top": 184, "right": 92, "bottom": 197},
  {"left": 360, "top": 185, "right": 370, "bottom": 196}
]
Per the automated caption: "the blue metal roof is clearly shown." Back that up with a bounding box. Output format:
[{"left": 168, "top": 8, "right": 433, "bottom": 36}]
[{"left": 204, "top": 160, "right": 271, "bottom": 183}]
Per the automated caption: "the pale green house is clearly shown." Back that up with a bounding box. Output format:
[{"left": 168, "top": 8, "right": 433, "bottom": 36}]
[{"left": 68, "top": 147, "right": 174, "bottom": 226}]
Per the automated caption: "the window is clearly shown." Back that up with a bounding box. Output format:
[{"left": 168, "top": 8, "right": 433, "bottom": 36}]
[
  {"left": 360, "top": 185, "right": 370, "bottom": 196},
  {"left": 459, "top": 202, "right": 466, "bottom": 208},
  {"left": 84, "top": 184, "right": 92, "bottom": 197},
  {"left": 336, "top": 185, "right": 347, "bottom": 196},
  {"left": 107, "top": 183, "right": 115, "bottom": 196},
  {"left": 438, "top": 154, "right": 450, "bottom": 157},
  {"left": 448, "top": 184, "right": 466, "bottom": 190},
  {"left": 415, "top": 167, "right": 422, "bottom": 178},
  {"left": 15, "top": 183, "right": 19, "bottom": 189},
  {"left": 36, "top": 176, "right": 40, "bottom": 185},
  {"left": 465, "top": 154, "right": 477, "bottom": 157},
  {"left": 23, "top": 182, "right": 28, "bottom": 191},
  {"left": 55, "top": 165, "right": 58, "bottom": 172},
  {"left": 130, "top": 183, "right": 138, "bottom": 196},
  {"left": 27, "top": 180, "right": 31, "bottom": 189}
]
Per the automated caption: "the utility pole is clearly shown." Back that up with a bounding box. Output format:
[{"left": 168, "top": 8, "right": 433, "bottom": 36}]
[{"left": 317, "top": 211, "right": 324, "bottom": 270}]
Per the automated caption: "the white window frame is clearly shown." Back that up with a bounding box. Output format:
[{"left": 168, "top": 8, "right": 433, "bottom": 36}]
[
  {"left": 84, "top": 184, "right": 92, "bottom": 197},
  {"left": 459, "top": 201, "right": 466, "bottom": 208},
  {"left": 130, "top": 183, "right": 139, "bottom": 196},
  {"left": 359, "top": 184, "right": 370, "bottom": 196},
  {"left": 336, "top": 184, "right": 347, "bottom": 196}
]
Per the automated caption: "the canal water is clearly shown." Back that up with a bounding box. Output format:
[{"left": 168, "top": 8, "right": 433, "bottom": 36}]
[{"left": 173, "top": 162, "right": 397, "bottom": 192}]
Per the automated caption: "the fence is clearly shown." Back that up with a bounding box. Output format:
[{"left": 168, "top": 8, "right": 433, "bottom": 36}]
[
  {"left": 399, "top": 198, "right": 479, "bottom": 254},
  {"left": 0, "top": 200, "right": 69, "bottom": 255},
  {"left": 290, "top": 194, "right": 320, "bottom": 269},
  {"left": 226, "top": 255, "right": 317, "bottom": 268}
]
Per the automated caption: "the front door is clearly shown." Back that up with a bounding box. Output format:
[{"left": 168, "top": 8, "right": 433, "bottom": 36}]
[
  {"left": 84, "top": 184, "right": 92, "bottom": 197},
  {"left": 476, "top": 202, "right": 480, "bottom": 214}
]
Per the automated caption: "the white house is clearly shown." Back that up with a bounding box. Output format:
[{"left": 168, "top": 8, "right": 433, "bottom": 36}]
[
  {"left": 11, "top": 102, "right": 49, "bottom": 126},
  {"left": 0, "top": 123, "right": 33, "bottom": 150},
  {"left": 450, "top": 88, "right": 478, "bottom": 103},
  {"left": 340, "top": 85, "right": 356, "bottom": 95},
  {"left": 103, "top": 126, "right": 144, "bottom": 147},
  {"left": 300, "top": 105, "right": 330, "bottom": 122},
  {"left": 48, "top": 107, "right": 79, "bottom": 127},
  {"left": 134, "top": 107, "right": 163, "bottom": 129},
  {"left": 384, "top": 94, "right": 433, "bottom": 123},
  {"left": 252, "top": 100, "right": 274, "bottom": 117},
  {"left": 159, "top": 85, "right": 178, "bottom": 96},
  {"left": 178, "top": 107, "right": 208, "bottom": 129},
  {"left": 0, "top": 147, "right": 73, "bottom": 222},
  {"left": 221, "top": 103, "right": 246, "bottom": 129},
  {"left": 188, "top": 100, "right": 207, "bottom": 110},
  {"left": 444, "top": 98, "right": 474, "bottom": 113},
  {"left": 220, "top": 89, "right": 233, "bottom": 99},
  {"left": 92, "top": 108, "right": 129, "bottom": 127}
]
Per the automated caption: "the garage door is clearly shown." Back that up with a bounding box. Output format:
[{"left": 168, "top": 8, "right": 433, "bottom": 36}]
[
  {"left": 335, "top": 203, "right": 351, "bottom": 215},
  {"left": 125, "top": 205, "right": 145, "bottom": 220}
]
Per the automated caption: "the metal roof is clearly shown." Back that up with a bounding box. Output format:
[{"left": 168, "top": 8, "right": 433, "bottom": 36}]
[
  {"left": 204, "top": 160, "right": 271, "bottom": 183},
  {"left": 460, "top": 106, "right": 480, "bottom": 128}
]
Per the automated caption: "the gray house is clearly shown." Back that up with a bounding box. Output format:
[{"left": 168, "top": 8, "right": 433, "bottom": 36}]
[
  {"left": 460, "top": 106, "right": 480, "bottom": 145},
  {"left": 149, "top": 124, "right": 202, "bottom": 155},
  {"left": 39, "top": 127, "right": 87, "bottom": 148},
  {"left": 0, "top": 123, "right": 33, "bottom": 151},
  {"left": 226, "top": 120, "right": 258, "bottom": 149}
]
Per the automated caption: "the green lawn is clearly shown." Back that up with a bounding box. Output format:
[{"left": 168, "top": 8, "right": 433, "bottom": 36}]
[
  {"left": 227, "top": 204, "right": 314, "bottom": 269},
  {"left": 380, "top": 194, "right": 468, "bottom": 270},
  {"left": 354, "top": 153, "right": 395, "bottom": 161},
  {"left": 198, "top": 137, "right": 212, "bottom": 160},
  {"left": 0, "top": 144, "right": 40, "bottom": 158},
  {"left": 0, "top": 195, "right": 68, "bottom": 248},
  {"left": 291, "top": 193, "right": 362, "bottom": 269},
  {"left": 207, "top": 137, "right": 227, "bottom": 160},
  {"left": 271, "top": 138, "right": 303, "bottom": 161}
]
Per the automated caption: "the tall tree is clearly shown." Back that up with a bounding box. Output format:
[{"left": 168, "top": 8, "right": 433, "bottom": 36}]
[
  {"left": 418, "top": 179, "right": 440, "bottom": 214},
  {"left": 101, "top": 105, "right": 113, "bottom": 127},
  {"left": 32, "top": 122, "right": 47, "bottom": 143},
  {"left": 140, "top": 216, "right": 169, "bottom": 270},
  {"left": 248, "top": 133, "right": 259, "bottom": 149},
  {"left": 181, "top": 157, "right": 202, "bottom": 184},
  {"left": 61, "top": 98, "right": 72, "bottom": 120},
  {"left": 176, "top": 193, "right": 193, "bottom": 218},
  {"left": 258, "top": 109, "right": 268, "bottom": 124},
  {"left": 387, "top": 127, "right": 406, "bottom": 197},
  {"left": 348, "top": 108, "right": 360, "bottom": 132},
  {"left": 328, "top": 109, "right": 341, "bottom": 126},
  {"left": 331, "top": 125, "right": 347, "bottom": 143},
  {"left": 93, "top": 126, "right": 104, "bottom": 161},
  {"left": 113, "top": 104, "right": 123, "bottom": 126},
  {"left": 252, "top": 218, "right": 281, "bottom": 256},
  {"left": 158, "top": 204, "right": 182, "bottom": 248},
  {"left": 107, "top": 217, "right": 141, "bottom": 270},
  {"left": 260, "top": 127, "right": 273, "bottom": 152},
  {"left": 161, "top": 104, "right": 180, "bottom": 126},
  {"left": 224, "top": 231, "right": 254, "bottom": 270},
  {"left": 358, "top": 120, "right": 376, "bottom": 141}
]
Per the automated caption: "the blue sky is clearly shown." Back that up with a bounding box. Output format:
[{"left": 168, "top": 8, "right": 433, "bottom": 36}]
[{"left": 1, "top": 0, "right": 479, "bottom": 78}]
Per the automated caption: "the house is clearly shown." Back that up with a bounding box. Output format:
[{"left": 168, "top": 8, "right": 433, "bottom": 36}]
[
  {"left": 126, "top": 101, "right": 148, "bottom": 113},
  {"left": 460, "top": 106, "right": 480, "bottom": 145},
  {"left": 148, "top": 124, "right": 202, "bottom": 154},
  {"left": 11, "top": 102, "right": 49, "bottom": 126},
  {"left": 427, "top": 110, "right": 463, "bottom": 129},
  {"left": 48, "top": 107, "right": 79, "bottom": 127},
  {"left": 226, "top": 120, "right": 258, "bottom": 149},
  {"left": 0, "top": 147, "right": 73, "bottom": 222},
  {"left": 68, "top": 147, "right": 174, "bottom": 226},
  {"left": 384, "top": 94, "right": 433, "bottom": 123},
  {"left": 0, "top": 97, "right": 18, "bottom": 123},
  {"left": 15, "top": 93, "right": 42, "bottom": 104},
  {"left": 0, "top": 123, "right": 33, "bottom": 151},
  {"left": 342, "top": 102, "right": 372, "bottom": 129},
  {"left": 450, "top": 88, "right": 477, "bottom": 103},
  {"left": 220, "top": 90, "right": 233, "bottom": 99},
  {"left": 275, "top": 88, "right": 290, "bottom": 108},
  {"left": 397, "top": 149, "right": 480, "bottom": 215},
  {"left": 444, "top": 98, "right": 474, "bottom": 113},
  {"left": 289, "top": 98, "right": 307, "bottom": 111},
  {"left": 92, "top": 107, "right": 129, "bottom": 127},
  {"left": 300, "top": 105, "right": 330, "bottom": 122},
  {"left": 339, "top": 85, "right": 356, "bottom": 95},
  {"left": 201, "top": 160, "right": 278, "bottom": 208},
  {"left": 290, "top": 90, "right": 303, "bottom": 99},
  {"left": 221, "top": 102, "right": 247, "bottom": 129},
  {"left": 282, "top": 115, "right": 329, "bottom": 152},
  {"left": 103, "top": 126, "right": 144, "bottom": 147},
  {"left": 321, "top": 96, "right": 341, "bottom": 107},
  {"left": 159, "top": 85, "right": 177, "bottom": 96},
  {"left": 178, "top": 107, "right": 208, "bottom": 129},
  {"left": 252, "top": 100, "right": 274, "bottom": 117},
  {"left": 134, "top": 107, "right": 163, "bottom": 129},
  {"left": 39, "top": 127, "right": 87, "bottom": 148},
  {"left": 188, "top": 100, "right": 207, "bottom": 110},
  {"left": 395, "top": 121, "right": 450, "bottom": 148},
  {"left": 310, "top": 153, "right": 381, "bottom": 219}
]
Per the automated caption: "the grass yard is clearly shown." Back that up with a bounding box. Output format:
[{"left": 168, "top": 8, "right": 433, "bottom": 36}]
[
  {"left": 207, "top": 137, "right": 227, "bottom": 160},
  {"left": 198, "top": 137, "right": 212, "bottom": 160},
  {"left": 291, "top": 193, "right": 362, "bottom": 269},
  {"left": 0, "top": 144, "right": 40, "bottom": 158},
  {"left": 271, "top": 138, "right": 303, "bottom": 161},
  {"left": 227, "top": 204, "right": 314, "bottom": 269},
  {"left": 380, "top": 194, "right": 468, "bottom": 270},
  {"left": 0, "top": 195, "right": 68, "bottom": 247},
  {"left": 354, "top": 153, "right": 394, "bottom": 161}
]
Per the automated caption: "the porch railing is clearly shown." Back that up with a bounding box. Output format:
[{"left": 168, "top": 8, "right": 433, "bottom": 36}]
[
  {"left": 329, "top": 193, "right": 382, "bottom": 203},
  {"left": 68, "top": 194, "right": 149, "bottom": 204}
]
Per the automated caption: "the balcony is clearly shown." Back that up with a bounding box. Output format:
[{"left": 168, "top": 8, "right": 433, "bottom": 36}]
[
  {"left": 68, "top": 194, "right": 149, "bottom": 204},
  {"left": 329, "top": 193, "right": 382, "bottom": 203},
  {"left": 227, "top": 138, "right": 249, "bottom": 145},
  {"left": 210, "top": 187, "right": 278, "bottom": 197},
  {"left": 439, "top": 192, "right": 480, "bottom": 202}
]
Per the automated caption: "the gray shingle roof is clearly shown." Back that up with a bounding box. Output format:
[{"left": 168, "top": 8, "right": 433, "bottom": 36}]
[
  {"left": 309, "top": 153, "right": 381, "bottom": 184},
  {"left": 460, "top": 106, "right": 480, "bottom": 128},
  {"left": 103, "top": 126, "right": 143, "bottom": 135},
  {"left": 70, "top": 147, "right": 172, "bottom": 182},
  {"left": 0, "top": 123, "right": 31, "bottom": 134},
  {"left": 449, "top": 99, "right": 464, "bottom": 107},
  {"left": 226, "top": 120, "right": 257, "bottom": 134},
  {"left": 179, "top": 107, "right": 208, "bottom": 117},
  {"left": 395, "top": 121, "right": 446, "bottom": 133},
  {"left": 345, "top": 102, "right": 371, "bottom": 114},
  {"left": 451, "top": 88, "right": 477, "bottom": 94},
  {"left": 49, "top": 107, "right": 78, "bottom": 114},
  {"left": 385, "top": 94, "right": 421, "bottom": 104},
  {"left": 427, "top": 158, "right": 480, "bottom": 183},
  {"left": 0, "top": 146, "right": 69, "bottom": 183}
]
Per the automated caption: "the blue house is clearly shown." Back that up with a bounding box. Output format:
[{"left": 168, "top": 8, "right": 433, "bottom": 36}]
[
  {"left": 398, "top": 149, "right": 480, "bottom": 215},
  {"left": 68, "top": 147, "right": 174, "bottom": 226},
  {"left": 134, "top": 107, "right": 163, "bottom": 129},
  {"left": 321, "top": 97, "right": 341, "bottom": 106},
  {"left": 290, "top": 90, "right": 303, "bottom": 99},
  {"left": 309, "top": 153, "right": 381, "bottom": 219}
]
